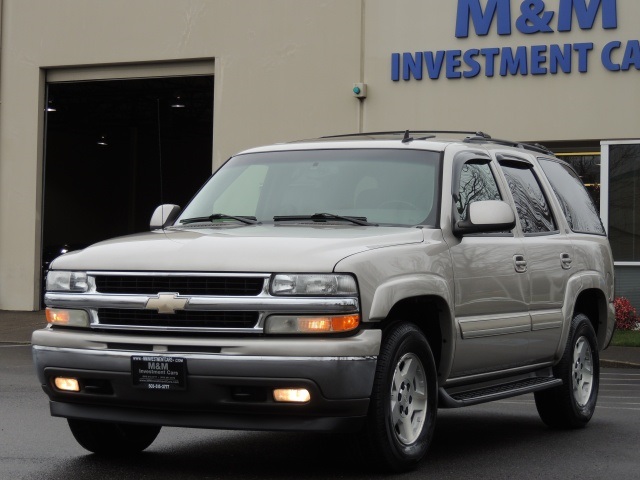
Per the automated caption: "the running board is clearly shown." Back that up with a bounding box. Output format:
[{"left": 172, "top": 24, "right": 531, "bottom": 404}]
[{"left": 439, "top": 377, "right": 562, "bottom": 408}]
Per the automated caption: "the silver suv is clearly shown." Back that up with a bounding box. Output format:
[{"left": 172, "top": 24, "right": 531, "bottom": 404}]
[{"left": 33, "top": 131, "right": 615, "bottom": 471}]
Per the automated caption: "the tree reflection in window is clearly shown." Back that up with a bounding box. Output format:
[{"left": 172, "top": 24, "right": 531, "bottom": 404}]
[
  {"left": 501, "top": 165, "right": 555, "bottom": 234},
  {"left": 457, "top": 163, "right": 501, "bottom": 220}
]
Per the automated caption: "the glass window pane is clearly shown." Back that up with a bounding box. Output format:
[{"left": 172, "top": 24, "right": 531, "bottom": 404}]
[
  {"left": 609, "top": 144, "right": 640, "bottom": 261},
  {"left": 539, "top": 159, "right": 605, "bottom": 235},
  {"left": 561, "top": 155, "right": 601, "bottom": 211},
  {"left": 501, "top": 165, "right": 556, "bottom": 234},
  {"left": 179, "top": 149, "right": 441, "bottom": 227},
  {"left": 456, "top": 163, "right": 501, "bottom": 221}
]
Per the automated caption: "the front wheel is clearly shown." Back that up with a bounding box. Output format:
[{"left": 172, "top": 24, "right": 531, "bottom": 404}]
[
  {"left": 67, "top": 419, "right": 161, "bottom": 454},
  {"left": 359, "top": 323, "right": 438, "bottom": 472},
  {"left": 534, "top": 313, "right": 600, "bottom": 428}
]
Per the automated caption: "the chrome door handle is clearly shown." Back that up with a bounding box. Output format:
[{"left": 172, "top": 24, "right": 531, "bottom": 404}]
[
  {"left": 561, "top": 253, "right": 572, "bottom": 270},
  {"left": 514, "top": 254, "right": 527, "bottom": 273}
]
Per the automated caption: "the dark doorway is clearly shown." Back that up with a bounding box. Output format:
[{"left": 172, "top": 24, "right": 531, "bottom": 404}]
[{"left": 42, "top": 75, "right": 214, "bottom": 297}]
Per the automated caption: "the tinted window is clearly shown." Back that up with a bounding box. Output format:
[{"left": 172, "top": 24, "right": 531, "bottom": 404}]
[
  {"left": 456, "top": 163, "right": 501, "bottom": 221},
  {"left": 501, "top": 165, "right": 556, "bottom": 234},
  {"left": 539, "top": 158, "right": 605, "bottom": 235}
]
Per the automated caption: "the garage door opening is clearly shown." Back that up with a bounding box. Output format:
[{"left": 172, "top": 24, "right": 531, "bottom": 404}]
[{"left": 42, "top": 75, "right": 214, "bottom": 303}]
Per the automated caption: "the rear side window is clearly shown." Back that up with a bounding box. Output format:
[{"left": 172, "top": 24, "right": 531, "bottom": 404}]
[
  {"left": 501, "top": 164, "right": 556, "bottom": 234},
  {"left": 538, "top": 158, "right": 606, "bottom": 235}
]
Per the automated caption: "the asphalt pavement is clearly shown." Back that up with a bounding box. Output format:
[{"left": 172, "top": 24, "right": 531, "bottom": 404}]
[{"left": 1, "top": 309, "right": 639, "bottom": 367}]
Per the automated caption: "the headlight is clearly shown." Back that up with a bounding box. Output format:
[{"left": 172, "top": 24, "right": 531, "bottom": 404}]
[
  {"left": 270, "top": 274, "right": 357, "bottom": 296},
  {"left": 46, "top": 271, "right": 88, "bottom": 292}
]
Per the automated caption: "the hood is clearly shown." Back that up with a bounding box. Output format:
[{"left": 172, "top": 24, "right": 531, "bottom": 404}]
[{"left": 50, "top": 224, "right": 425, "bottom": 273}]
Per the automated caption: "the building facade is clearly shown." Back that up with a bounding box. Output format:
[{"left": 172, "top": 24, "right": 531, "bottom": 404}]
[{"left": 0, "top": 0, "right": 638, "bottom": 310}]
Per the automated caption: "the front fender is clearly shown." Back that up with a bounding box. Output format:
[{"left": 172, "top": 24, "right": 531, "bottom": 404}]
[{"left": 369, "top": 274, "right": 453, "bottom": 322}]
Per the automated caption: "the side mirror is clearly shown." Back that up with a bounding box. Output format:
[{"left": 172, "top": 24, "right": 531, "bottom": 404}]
[
  {"left": 150, "top": 204, "right": 181, "bottom": 230},
  {"left": 453, "top": 200, "right": 516, "bottom": 236}
]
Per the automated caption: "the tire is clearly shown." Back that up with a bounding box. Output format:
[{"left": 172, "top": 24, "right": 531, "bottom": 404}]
[
  {"left": 534, "top": 313, "right": 600, "bottom": 428},
  {"left": 359, "top": 323, "right": 438, "bottom": 472},
  {"left": 67, "top": 419, "right": 161, "bottom": 454}
]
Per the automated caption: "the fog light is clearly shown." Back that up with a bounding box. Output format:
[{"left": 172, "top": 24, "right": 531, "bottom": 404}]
[
  {"left": 54, "top": 377, "right": 80, "bottom": 392},
  {"left": 273, "top": 388, "right": 311, "bottom": 403}
]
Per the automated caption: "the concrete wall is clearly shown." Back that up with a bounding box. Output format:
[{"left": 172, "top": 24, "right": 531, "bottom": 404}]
[{"left": 0, "top": 0, "right": 638, "bottom": 310}]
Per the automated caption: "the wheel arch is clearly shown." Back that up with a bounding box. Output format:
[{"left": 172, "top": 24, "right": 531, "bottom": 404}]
[
  {"left": 559, "top": 271, "right": 613, "bottom": 355},
  {"left": 371, "top": 292, "right": 454, "bottom": 381}
]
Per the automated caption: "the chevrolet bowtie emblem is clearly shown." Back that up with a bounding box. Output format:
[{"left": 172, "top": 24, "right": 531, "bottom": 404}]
[{"left": 145, "top": 293, "right": 188, "bottom": 314}]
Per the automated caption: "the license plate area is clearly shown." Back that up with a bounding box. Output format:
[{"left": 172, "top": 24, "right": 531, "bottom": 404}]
[{"left": 131, "top": 356, "right": 186, "bottom": 391}]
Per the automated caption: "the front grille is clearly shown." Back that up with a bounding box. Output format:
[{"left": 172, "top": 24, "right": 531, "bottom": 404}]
[
  {"left": 97, "top": 309, "right": 259, "bottom": 329},
  {"left": 94, "top": 275, "right": 265, "bottom": 296}
]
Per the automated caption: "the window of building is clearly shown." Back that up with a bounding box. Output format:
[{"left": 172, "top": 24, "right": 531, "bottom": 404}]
[{"left": 607, "top": 144, "right": 640, "bottom": 261}]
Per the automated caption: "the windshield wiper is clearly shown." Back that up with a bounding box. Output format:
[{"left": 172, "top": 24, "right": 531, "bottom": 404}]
[
  {"left": 273, "top": 213, "right": 378, "bottom": 226},
  {"left": 180, "top": 213, "right": 259, "bottom": 225}
]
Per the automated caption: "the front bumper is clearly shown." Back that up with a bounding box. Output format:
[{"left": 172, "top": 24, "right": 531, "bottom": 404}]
[{"left": 32, "top": 328, "right": 381, "bottom": 432}]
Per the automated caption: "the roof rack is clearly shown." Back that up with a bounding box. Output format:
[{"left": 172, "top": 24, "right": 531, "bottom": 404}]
[
  {"left": 317, "top": 130, "right": 555, "bottom": 156},
  {"left": 320, "top": 130, "right": 488, "bottom": 139},
  {"left": 463, "top": 134, "right": 554, "bottom": 156}
]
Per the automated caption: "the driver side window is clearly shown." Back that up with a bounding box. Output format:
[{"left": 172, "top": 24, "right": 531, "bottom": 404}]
[{"left": 457, "top": 163, "right": 502, "bottom": 221}]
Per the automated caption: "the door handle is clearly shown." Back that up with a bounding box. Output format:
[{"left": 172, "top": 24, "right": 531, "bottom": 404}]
[
  {"left": 514, "top": 254, "right": 527, "bottom": 273},
  {"left": 561, "top": 253, "right": 572, "bottom": 270}
]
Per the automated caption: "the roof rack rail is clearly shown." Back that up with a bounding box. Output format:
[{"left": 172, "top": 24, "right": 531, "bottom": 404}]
[
  {"left": 320, "top": 130, "right": 488, "bottom": 139},
  {"left": 464, "top": 135, "right": 554, "bottom": 156}
]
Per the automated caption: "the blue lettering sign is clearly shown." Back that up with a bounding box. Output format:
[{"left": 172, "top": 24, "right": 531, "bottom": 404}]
[
  {"left": 391, "top": 53, "right": 400, "bottom": 81},
  {"left": 425, "top": 51, "right": 446, "bottom": 79},
  {"left": 455, "top": 0, "right": 511, "bottom": 38},
  {"left": 446, "top": 50, "right": 463, "bottom": 78},
  {"left": 481, "top": 48, "right": 501, "bottom": 77},
  {"left": 530, "top": 45, "right": 548, "bottom": 74},
  {"left": 549, "top": 44, "right": 573, "bottom": 73},
  {"left": 403, "top": 52, "right": 423, "bottom": 80},
  {"left": 557, "top": 0, "right": 618, "bottom": 32},
  {"left": 463, "top": 49, "right": 482, "bottom": 78},
  {"left": 621, "top": 40, "right": 640, "bottom": 71},
  {"left": 573, "top": 42, "right": 594, "bottom": 72},
  {"left": 500, "top": 46, "right": 529, "bottom": 75},
  {"left": 516, "top": 0, "right": 554, "bottom": 34},
  {"left": 601, "top": 41, "right": 621, "bottom": 71}
]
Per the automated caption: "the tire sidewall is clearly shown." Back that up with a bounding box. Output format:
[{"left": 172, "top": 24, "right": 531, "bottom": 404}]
[
  {"left": 377, "top": 324, "right": 438, "bottom": 466},
  {"left": 566, "top": 315, "right": 600, "bottom": 422}
]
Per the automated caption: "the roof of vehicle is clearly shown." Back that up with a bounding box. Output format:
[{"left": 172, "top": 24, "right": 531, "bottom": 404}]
[{"left": 238, "top": 131, "right": 556, "bottom": 157}]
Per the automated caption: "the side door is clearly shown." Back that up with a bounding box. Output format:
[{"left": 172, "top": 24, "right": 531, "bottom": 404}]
[
  {"left": 498, "top": 155, "right": 572, "bottom": 363},
  {"left": 447, "top": 153, "right": 531, "bottom": 377}
]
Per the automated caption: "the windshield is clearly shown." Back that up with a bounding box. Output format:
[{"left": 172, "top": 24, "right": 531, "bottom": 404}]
[{"left": 176, "top": 149, "right": 441, "bottom": 227}]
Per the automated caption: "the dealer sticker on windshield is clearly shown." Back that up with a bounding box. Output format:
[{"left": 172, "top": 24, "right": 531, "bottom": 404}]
[{"left": 131, "top": 356, "right": 187, "bottom": 391}]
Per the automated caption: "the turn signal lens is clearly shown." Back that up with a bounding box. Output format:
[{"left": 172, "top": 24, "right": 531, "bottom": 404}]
[
  {"left": 265, "top": 314, "right": 360, "bottom": 334},
  {"left": 273, "top": 388, "right": 311, "bottom": 403},
  {"left": 46, "top": 308, "right": 89, "bottom": 327},
  {"left": 54, "top": 377, "right": 80, "bottom": 392}
]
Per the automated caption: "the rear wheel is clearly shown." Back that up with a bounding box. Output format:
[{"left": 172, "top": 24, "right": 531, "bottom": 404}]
[
  {"left": 360, "top": 323, "right": 437, "bottom": 472},
  {"left": 534, "top": 313, "right": 600, "bottom": 428},
  {"left": 67, "top": 419, "right": 161, "bottom": 454}
]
